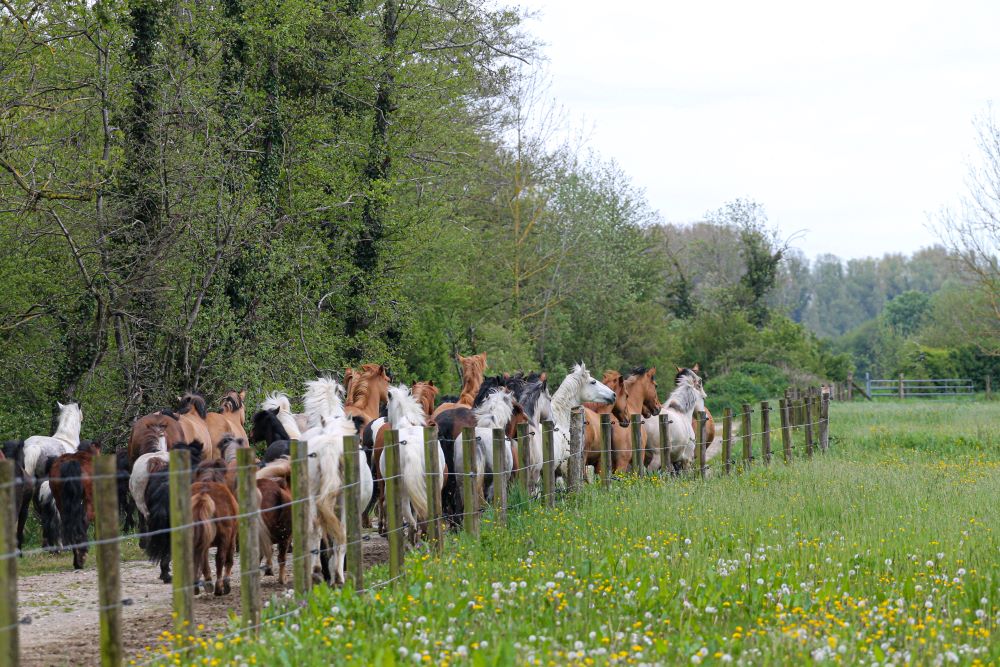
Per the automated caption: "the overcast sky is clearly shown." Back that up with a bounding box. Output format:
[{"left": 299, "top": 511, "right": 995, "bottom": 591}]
[{"left": 522, "top": 1, "right": 1000, "bottom": 260}]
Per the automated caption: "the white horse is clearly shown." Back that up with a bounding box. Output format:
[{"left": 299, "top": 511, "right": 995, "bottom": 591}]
[
  {"left": 24, "top": 402, "right": 83, "bottom": 478},
  {"left": 129, "top": 434, "right": 168, "bottom": 520},
  {"left": 380, "top": 384, "right": 446, "bottom": 544},
  {"left": 299, "top": 377, "right": 372, "bottom": 584},
  {"left": 510, "top": 374, "right": 552, "bottom": 495},
  {"left": 455, "top": 389, "right": 516, "bottom": 503},
  {"left": 550, "top": 364, "right": 616, "bottom": 475},
  {"left": 659, "top": 373, "right": 707, "bottom": 471},
  {"left": 259, "top": 392, "right": 303, "bottom": 439}
]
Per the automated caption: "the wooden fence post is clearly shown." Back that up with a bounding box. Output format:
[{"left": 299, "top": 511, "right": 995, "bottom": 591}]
[
  {"left": 760, "top": 401, "right": 771, "bottom": 465},
  {"left": 0, "top": 460, "right": 17, "bottom": 667},
  {"left": 819, "top": 394, "right": 830, "bottom": 453},
  {"left": 722, "top": 408, "right": 733, "bottom": 476},
  {"left": 541, "top": 420, "right": 555, "bottom": 508},
  {"left": 847, "top": 373, "right": 854, "bottom": 401},
  {"left": 779, "top": 398, "right": 792, "bottom": 464},
  {"left": 168, "top": 447, "right": 194, "bottom": 635},
  {"left": 94, "top": 455, "right": 122, "bottom": 667},
  {"left": 658, "top": 414, "right": 670, "bottom": 474},
  {"left": 694, "top": 410, "right": 708, "bottom": 479},
  {"left": 898, "top": 373, "right": 905, "bottom": 399},
  {"left": 384, "top": 429, "right": 406, "bottom": 576},
  {"left": 423, "top": 426, "right": 443, "bottom": 556},
  {"left": 236, "top": 447, "right": 261, "bottom": 631},
  {"left": 492, "top": 428, "right": 508, "bottom": 526},
  {"left": 460, "top": 426, "right": 479, "bottom": 536},
  {"left": 630, "top": 414, "right": 643, "bottom": 476},
  {"left": 567, "top": 407, "right": 584, "bottom": 492},
  {"left": 289, "top": 439, "right": 311, "bottom": 597},
  {"left": 741, "top": 403, "right": 752, "bottom": 468},
  {"left": 986, "top": 375, "right": 992, "bottom": 400},
  {"left": 599, "top": 414, "right": 613, "bottom": 487},
  {"left": 0, "top": 460, "right": 21, "bottom": 665},
  {"left": 516, "top": 422, "right": 530, "bottom": 495},
  {"left": 343, "top": 435, "right": 364, "bottom": 590},
  {"left": 805, "top": 397, "right": 815, "bottom": 458}
]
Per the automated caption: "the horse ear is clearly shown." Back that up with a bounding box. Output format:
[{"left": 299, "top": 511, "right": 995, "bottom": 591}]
[
  {"left": 692, "top": 363, "right": 701, "bottom": 373},
  {"left": 57, "top": 401, "right": 65, "bottom": 410},
  {"left": 649, "top": 367, "right": 656, "bottom": 377},
  {"left": 676, "top": 366, "right": 684, "bottom": 373},
  {"left": 428, "top": 380, "right": 435, "bottom": 387},
  {"left": 539, "top": 372, "right": 547, "bottom": 383},
  {"left": 457, "top": 353, "right": 466, "bottom": 363},
  {"left": 239, "top": 389, "right": 245, "bottom": 400}
]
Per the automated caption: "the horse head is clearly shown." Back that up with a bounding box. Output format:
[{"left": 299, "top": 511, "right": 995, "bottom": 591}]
[
  {"left": 601, "top": 371, "right": 631, "bottom": 428},
  {"left": 574, "top": 363, "right": 616, "bottom": 405},
  {"left": 627, "top": 367, "right": 661, "bottom": 417}
]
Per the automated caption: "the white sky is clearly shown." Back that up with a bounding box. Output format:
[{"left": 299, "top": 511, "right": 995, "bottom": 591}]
[{"left": 522, "top": 0, "right": 1000, "bottom": 259}]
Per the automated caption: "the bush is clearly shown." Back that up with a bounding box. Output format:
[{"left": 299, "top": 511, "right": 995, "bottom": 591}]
[{"left": 705, "top": 363, "right": 790, "bottom": 413}]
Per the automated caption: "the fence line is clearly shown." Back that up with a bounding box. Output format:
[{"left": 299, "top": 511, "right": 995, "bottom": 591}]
[{"left": 1, "top": 390, "right": 832, "bottom": 666}]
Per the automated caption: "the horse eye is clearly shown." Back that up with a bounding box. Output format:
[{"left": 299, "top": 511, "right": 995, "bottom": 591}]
[{"left": 590, "top": 380, "right": 596, "bottom": 385}]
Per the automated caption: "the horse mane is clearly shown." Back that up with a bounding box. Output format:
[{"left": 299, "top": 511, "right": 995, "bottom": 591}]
[
  {"left": 628, "top": 366, "right": 648, "bottom": 379},
  {"left": 457, "top": 353, "right": 487, "bottom": 405},
  {"left": 175, "top": 440, "right": 206, "bottom": 469},
  {"left": 53, "top": 402, "right": 83, "bottom": 443},
  {"left": 411, "top": 381, "right": 439, "bottom": 416},
  {"left": 514, "top": 374, "right": 550, "bottom": 424},
  {"left": 194, "top": 459, "right": 228, "bottom": 483},
  {"left": 217, "top": 434, "right": 244, "bottom": 461},
  {"left": 345, "top": 373, "right": 371, "bottom": 408},
  {"left": 665, "top": 381, "right": 702, "bottom": 414},
  {"left": 220, "top": 390, "right": 243, "bottom": 413},
  {"left": 473, "top": 375, "right": 510, "bottom": 408},
  {"left": 674, "top": 366, "right": 700, "bottom": 386},
  {"left": 303, "top": 377, "right": 346, "bottom": 429},
  {"left": 550, "top": 363, "right": 591, "bottom": 425},
  {"left": 261, "top": 392, "right": 293, "bottom": 414},
  {"left": 473, "top": 388, "right": 515, "bottom": 428},
  {"left": 387, "top": 384, "right": 426, "bottom": 429},
  {"left": 158, "top": 409, "right": 179, "bottom": 421},
  {"left": 177, "top": 393, "right": 208, "bottom": 419}
]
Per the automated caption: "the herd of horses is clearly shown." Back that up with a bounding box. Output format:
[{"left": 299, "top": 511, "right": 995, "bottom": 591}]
[{"left": 1, "top": 355, "right": 714, "bottom": 597}]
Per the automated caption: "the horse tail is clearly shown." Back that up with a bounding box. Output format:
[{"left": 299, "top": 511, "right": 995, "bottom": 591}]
[
  {"left": 192, "top": 491, "right": 218, "bottom": 562},
  {"left": 313, "top": 441, "right": 345, "bottom": 547},
  {"left": 402, "top": 437, "right": 429, "bottom": 523},
  {"left": 143, "top": 463, "right": 172, "bottom": 567},
  {"left": 56, "top": 459, "right": 88, "bottom": 549},
  {"left": 37, "top": 480, "right": 61, "bottom": 548}
]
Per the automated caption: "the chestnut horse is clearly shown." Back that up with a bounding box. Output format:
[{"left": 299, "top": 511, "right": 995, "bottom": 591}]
[
  {"left": 583, "top": 371, "right": 634, "bottom": 474},
  {"left": 128, "top": 410, "right": 186, "bottom": 466},
  {"left": 411, "top": 381, "right": 440, "bottom": 421},
  {"left": 190, "top": 471, "right": 238, "bottom": 595},
  {"left": 433, "top": 353, "right": 487, "bottom": 417},
  {"left": 206, "top": 390, "right": 248, "bottom": 451},
  {"left": 344, "top": 364, "right": 392, "bottom": 426},
  {"left": 256, "top": 477, "right": 291, "bottom": 584},
  {"left": 48, "top": 441, "right": 101, "bottom": 569}
]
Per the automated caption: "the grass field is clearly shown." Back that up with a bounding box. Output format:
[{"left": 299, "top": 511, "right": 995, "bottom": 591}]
[{"left": 140, "top": 399, "right": 1000, "bottom": 666}]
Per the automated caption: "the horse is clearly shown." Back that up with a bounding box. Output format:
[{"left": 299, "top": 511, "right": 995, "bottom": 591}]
[
  {"left": 675, "top": 365, "right": 716, "bottom": 446},
  {"left": 214, "top": 434, "right": 247, "bottom": 493},
  {"left": 249, "top": 408, "right": 290, "bottom": 447},
  {"left": 256, "top": 476, "right": 291, "bottom": 584},
  {"left": 24, "top": 402, "right": 83, "bottom": 480},
  {"left": 206, "top": 390, "right": 248, "bottom": 451},
  {"left": 176, "top": 393, "right": 216, "bottom": 461},
  {"left": 411, "top": 381, "right": 439, "bottom": 421},
  {"left": 48, "top": 441, "right": 100, "bottom": 569},
  {"left": 381, "top": 385, "right": 446, "bottom": 545},
  {"left": 506, "top": 372, "right": 552, "bottom": 495},
  {"left": 343, "top": 364, "right": 391, "bottom": 427},
  {"left": 1, "top": 440, "right": 34, "bottom": 552},
  {"left": 259, "top": 392, "right": 304, "bottom": 439},
  {"left": 433, "top": 353, "right": 488, "bottom": 417},
  {"left": 454, "top": 389, "right": 518, "bottom": 504},
  {"left": 582, "top": 371, "right": 634, "bottom": 474},
  {"left": 658, "top": 370, "right": 708, "bottom": 471},
  {"left": 137, "top": 441, "right": 205, "bottom": 583},
  {"left": 190, "top": 475, "right": 238, "bottom": 596},
  {"left": 127, "top": 409, "right": 186, "bottom": 466},
  {"left": 550, "top": 364, "right": 616, "bottom": 476}
]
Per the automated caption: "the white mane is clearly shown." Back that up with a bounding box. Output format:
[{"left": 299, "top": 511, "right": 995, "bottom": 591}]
[
  {"left": 52, "top": 402, "right": 83, "bottom": 446},
  {"left": 664, "top": 379, "right": 705, "bottom": 416},
  {"left": 303, "top": 378, "right": 347, "bottom": 430},
  {"left": 474, "top": 389, "right": 514, "bottom": 429},
  {"left": 387, "top": 384, "right": 426, "bottom": 429},
  {"left": 261, "top": 391, "right": 302, "bottom": 439},
  {"left": 550, "top": 364, "right": 593, "bottom": 430}
]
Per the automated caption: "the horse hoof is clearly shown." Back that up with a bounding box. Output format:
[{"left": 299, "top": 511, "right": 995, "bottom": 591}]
[
  {"left": 214, "top": 585, "right": 223, "bottom": 597},
  {"left": 204, "top": 580, "right": 215, "bottom": 594},
  {"left": 161, "top": 574, "right": 172, "bottom": 584},
  {"left": 222, "top": 580, "right": 231, "bottom": 595},
  {"left": 264, "top": 567, "right": 273, "bottom": 576}
]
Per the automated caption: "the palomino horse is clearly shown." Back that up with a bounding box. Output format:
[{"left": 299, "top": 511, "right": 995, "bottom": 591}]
[
  {"left": 433, "top": 353, "right": 488, "bottom": 417},
  {"left": 206, "top": 390, "right": 248, "bottom": 451},
  {"left": 176, "top": 394, "right": 216, "bottom": 461},
  {"left": 550, "top": 364, "right": 616, "bottom": 476},
  {"left": 380, "top": 385, "right": 446, "bottom": 544},
  {"left": 659, "top": 370, "right": 707, "bottom": 471},
  {"left": 48, "top": 441, "right": 100, "bottom": 569}
]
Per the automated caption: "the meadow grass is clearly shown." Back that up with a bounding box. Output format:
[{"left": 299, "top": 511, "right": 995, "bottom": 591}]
[{"left": 141, "top": 400, "right": 1000, "bottom": 666}]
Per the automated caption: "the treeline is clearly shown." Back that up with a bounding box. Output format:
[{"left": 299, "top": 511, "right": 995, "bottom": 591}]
[{"left": 0, "top": 1, "right": 863, "bottom": 439}]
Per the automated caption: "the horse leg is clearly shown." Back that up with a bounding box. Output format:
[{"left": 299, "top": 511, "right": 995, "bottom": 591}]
[
  {"left": 224, "top": 537, "right": 235, "bottom": 595},
  {"left": 16, "top": 491, "right": 30, "bottom": 552},
  {"left": 159, "top": 555, "right": 172, "bottom": 584},
  {"left": 277, "top": 538, "right": 288, "bottom": 586},
  {"left": 201, "top": 547, "right": 214, "bottom": 595}
]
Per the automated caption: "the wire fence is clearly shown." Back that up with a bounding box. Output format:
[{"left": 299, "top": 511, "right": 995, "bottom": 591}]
[{"left": 0, "top": 388, "right": 831, "bottom": 667}]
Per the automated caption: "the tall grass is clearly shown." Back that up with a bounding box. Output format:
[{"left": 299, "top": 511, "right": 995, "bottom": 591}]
[{"left": 142, "top": 400, "right": 1000, "bottom": 666}]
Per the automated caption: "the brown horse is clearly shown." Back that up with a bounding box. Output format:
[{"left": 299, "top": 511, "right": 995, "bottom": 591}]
[
  {"left": 177, "top": 393, "right": 216, "bottom": 461},
  {"left": 344, "top": 364, "right": 392, "bottom": 426},
  {"left": 48, "top": 441, "right": 100, "bottom": 569},
  {"left": 433, "top": 353, "right": 488, "bottom": 417},
  {"left": 623, "top": 367, "right": 661, "bottom": 467},
  {"left": 190, "top": 478, "right": 238, "bottom": 595},
  {"left": 127, "top": 410, "right": 186, "bottom": 466},
  {"left": 256, "top": 477, "right": 291, "bottom": 584},
  {"left": 206, "top": 390, "right": 248, "bottom": 452},
  {"left": 583, "top": 372, "right": 635, "bottom": 474},
  {"left": 411, "top": 381, "right": 440, "bottom": 421}
]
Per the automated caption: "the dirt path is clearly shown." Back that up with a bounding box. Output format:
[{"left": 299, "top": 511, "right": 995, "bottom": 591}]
[{"left": 18, "top": 536, "right": 390, "bottom": 667}]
